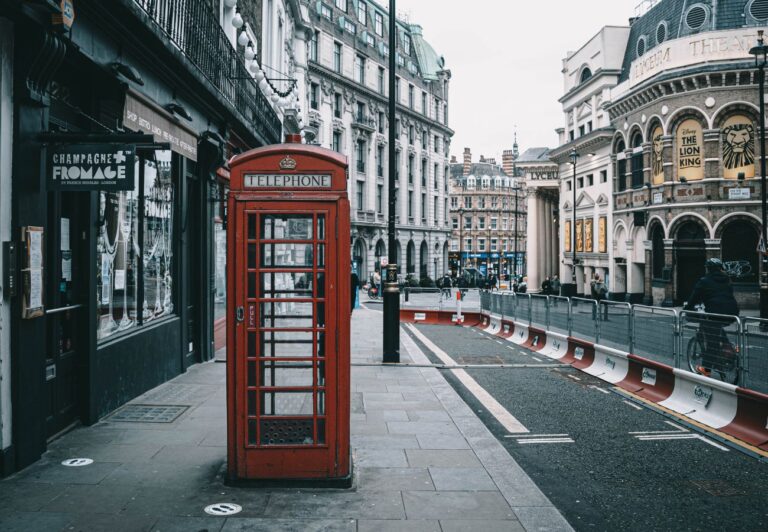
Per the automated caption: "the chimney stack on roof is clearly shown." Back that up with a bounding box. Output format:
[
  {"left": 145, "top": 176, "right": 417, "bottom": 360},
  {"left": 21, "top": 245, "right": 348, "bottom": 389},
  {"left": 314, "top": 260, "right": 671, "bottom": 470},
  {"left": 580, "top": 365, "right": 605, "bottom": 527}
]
[
  {"left": 463, "top": 147, "right": 471, "bottom": 176},
  {"left": 450, "top": 155, "right": 457, "bottom": 164},
  {"left": 487, "top": 157, "right": 496, "bottom": 166},
  {"left": 479, "top": 155, "right": 486, "bottom": 163},
  {"left": 502, "top": 149, "right": 516, "bottom": 177}
]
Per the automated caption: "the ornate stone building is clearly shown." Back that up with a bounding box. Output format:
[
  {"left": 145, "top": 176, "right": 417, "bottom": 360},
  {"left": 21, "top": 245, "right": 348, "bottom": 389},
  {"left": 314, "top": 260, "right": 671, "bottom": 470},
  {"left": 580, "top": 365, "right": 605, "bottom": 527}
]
[
  {"left": 448, "top": 148, "right": 527, "bottom": 281},
  {"left": 302, "top": 0, "right": 453, "bottom": 282},
  {"left": 608, "top": 0, "right": 767, "bottom": 308}
]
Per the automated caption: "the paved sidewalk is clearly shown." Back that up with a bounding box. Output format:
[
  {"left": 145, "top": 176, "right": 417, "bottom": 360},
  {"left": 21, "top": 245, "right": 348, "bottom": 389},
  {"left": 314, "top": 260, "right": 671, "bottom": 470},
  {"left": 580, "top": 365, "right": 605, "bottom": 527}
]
[{"left": 0, "top": 307, "right": 571, "bottom": 531}]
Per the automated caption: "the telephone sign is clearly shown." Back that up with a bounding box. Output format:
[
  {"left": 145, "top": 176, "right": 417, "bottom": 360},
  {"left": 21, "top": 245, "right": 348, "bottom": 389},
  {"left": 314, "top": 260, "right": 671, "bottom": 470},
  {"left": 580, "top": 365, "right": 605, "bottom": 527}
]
[{"left": 226, "top": 135, "right": 351, "bottom": 485}]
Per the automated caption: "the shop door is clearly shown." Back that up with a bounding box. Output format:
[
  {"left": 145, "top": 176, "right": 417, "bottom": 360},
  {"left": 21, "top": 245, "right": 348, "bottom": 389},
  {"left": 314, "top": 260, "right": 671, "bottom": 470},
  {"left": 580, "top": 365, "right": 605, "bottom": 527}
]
[
  {"left": 674, "top": 222, "right": 706, "bottom": 306},
  {"left": 45, "top": 192, "right": 87, "bottom": 438},
  {"left": 235, "top": 203, "right": 340, "bottom": 478},
  {"left": 185, "top": 175, "right": 201, "bottom": 366}
]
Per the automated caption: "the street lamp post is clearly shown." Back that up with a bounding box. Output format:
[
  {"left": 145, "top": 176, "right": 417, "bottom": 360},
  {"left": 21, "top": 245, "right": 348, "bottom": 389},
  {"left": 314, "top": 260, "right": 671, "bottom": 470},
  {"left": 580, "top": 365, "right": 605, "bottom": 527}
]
[
  {"left": 750, "top": 30, "right": 768, "bottom": 320},
  {"left": 383, "top": 0, "right": 399, "bottom": 363},
  {"left": 458, "top": 207, "right": 465, "bottom": 276},
  {"left": 512, "top": 183, "right": 520, "bottom": 279},
  {"left": 569, "top": 149, "right": 580, "bottom": 294}
]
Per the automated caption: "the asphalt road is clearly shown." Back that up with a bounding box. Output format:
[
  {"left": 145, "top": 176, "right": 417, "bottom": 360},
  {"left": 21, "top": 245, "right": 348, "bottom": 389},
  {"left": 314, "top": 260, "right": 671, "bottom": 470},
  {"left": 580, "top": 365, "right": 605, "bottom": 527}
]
[{"left": 406, "top": 323, "right": 768, "bottom": 532}]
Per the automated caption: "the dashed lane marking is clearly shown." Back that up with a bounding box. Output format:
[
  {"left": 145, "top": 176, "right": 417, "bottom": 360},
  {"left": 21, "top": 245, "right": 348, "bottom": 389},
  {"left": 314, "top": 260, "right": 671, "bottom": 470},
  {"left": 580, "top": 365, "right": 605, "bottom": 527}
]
[
  {"left": 496, "top": 340, "right": 504, "bottom": 345},
  {"left": 532, "top": 356, "right": 543, "bottom": 362},
  {"left": 506, "top": 433, "right": 575, "bottom": 444},
  {"left": 567, "top": 375, "right": 582, "bottom": 381},
  {"left": 623, "top": 400, "right": 643, "bottom": 411},
  {"left": 405, "top": 323, "right": 529, "bottom": 433},
  {"left": 589, "top": 385, "right": 610, "bottom": 395},
  {"left": 517, "top": 438, "right": 575, "bottom": 444}
]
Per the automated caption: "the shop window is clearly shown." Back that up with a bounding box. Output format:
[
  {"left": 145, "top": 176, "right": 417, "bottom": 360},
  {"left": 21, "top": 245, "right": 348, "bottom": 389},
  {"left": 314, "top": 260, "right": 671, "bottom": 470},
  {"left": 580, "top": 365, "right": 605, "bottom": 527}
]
[
  {"left": 631, "top": 133, "right": 644, "bottom": 188},
  {"left": 721, "top": 221, "right": 758, "bottom": 283},
  {"left": 676, "top": 118, "right": 704, "bottom": 181},
  {"left": 721, "top": 115, "right": 756, "bottom": 179},
  {"left": 97, "top": 150, "right": 175, "bottom": 341}
]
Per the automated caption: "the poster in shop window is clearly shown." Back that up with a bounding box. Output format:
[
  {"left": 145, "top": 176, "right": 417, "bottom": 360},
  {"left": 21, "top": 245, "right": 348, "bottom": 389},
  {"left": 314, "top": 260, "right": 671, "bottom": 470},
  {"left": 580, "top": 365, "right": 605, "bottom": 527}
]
[
  {"left": 651, "top": 126, "right": 665, "bottom": 185},
  {"left": 564, "top": 220, "right": 571, "bottom": 252},
  {"left": 676, "top": 119, "right": 704, "bottom": 181},
  {"left": 575, "top": 220, "right": 584, "bottom": 252},
  {"left": 598, "top": 217, "right": 607, "bottom": 254},
  {"left": 585, "top": 219, "right": 594, "bottom": 253},
  {"left": 722, "top": 115, "right": 755, "bottom": 179}
]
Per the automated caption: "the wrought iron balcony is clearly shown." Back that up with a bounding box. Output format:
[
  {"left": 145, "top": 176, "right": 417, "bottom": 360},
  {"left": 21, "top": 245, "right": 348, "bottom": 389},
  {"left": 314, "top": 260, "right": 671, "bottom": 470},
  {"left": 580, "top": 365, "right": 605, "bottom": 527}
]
[
  {"left": 132, "top": 0, "right": 281, "bottom": 145},
  {"left": 352, "top": 115, "right": 377, "bottom": 132}
]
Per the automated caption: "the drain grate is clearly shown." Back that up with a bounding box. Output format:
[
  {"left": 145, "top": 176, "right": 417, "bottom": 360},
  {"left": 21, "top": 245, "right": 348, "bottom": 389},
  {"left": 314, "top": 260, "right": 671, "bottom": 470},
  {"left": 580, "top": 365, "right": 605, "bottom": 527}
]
[
  {"left": 106, "top": 404, "right": 188, "bottom": 423},
  {"left": 204, "top": 503, "right": 242, "bottom": 516},
  {"left": 690, "top": 480, "right": 743, "bottom": 497}
]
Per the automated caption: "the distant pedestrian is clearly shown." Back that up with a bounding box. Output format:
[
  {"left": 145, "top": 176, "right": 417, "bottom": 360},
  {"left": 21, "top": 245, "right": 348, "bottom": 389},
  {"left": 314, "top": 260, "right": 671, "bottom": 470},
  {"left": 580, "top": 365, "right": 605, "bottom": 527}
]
[
  {"left": 517, "top": 276, "right": 528, "bottom": 294},
  {"left": 591, "top": 274, "right": 608, "bottom": 320},
  {"left": 440, "top": 273, "right": 452, "bottom": 299},
  {"left": 541, "top": 276, "right": 552, "bottom": 295},
  {"left": 551, "top": 275, "right": 561, "bottom": 297},
  {"left": 351, "top": 269, "right": 360, "bottom": 314},
  {"left": 457, "top": 275, "right": 469, "bottom": 298},
  {"left": 373, "top": 269, "right": 381, "bottom": 298}
]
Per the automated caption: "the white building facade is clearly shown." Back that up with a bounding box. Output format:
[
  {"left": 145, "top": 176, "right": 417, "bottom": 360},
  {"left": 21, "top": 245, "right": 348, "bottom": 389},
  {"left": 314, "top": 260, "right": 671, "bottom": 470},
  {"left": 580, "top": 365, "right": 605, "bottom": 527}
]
[
  {"left": 302, "top": 0, "right": 453, "bottom": 282},
  {"left": 550, "top": 26, "right": 630, "bottom": 297}
]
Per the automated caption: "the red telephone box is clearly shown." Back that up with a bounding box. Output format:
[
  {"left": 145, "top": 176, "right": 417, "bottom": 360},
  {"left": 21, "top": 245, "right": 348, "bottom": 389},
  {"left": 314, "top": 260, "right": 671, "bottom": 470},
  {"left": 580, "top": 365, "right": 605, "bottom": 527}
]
[{"left": 226, "top": 135, "right": 351, "bottom": 485}]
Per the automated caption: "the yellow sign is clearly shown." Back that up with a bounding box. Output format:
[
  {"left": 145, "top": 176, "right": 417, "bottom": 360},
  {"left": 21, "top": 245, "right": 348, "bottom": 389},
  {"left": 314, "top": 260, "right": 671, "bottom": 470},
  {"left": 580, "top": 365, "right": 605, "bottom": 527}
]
[
  {"left": 564, "top": 220, "right": 571, "bottom": 252},
  {"left": 722, "top": 115, "right": 755, "bottom": 179},
  {"left": 598, "top": 217, "right": 607, "bottom": 253},
  {"left": 652, "top": 126, "right": 664, "bottom": 185},
  {"left": 676, "top": 119, "right": 704, "bottom": 181},
  {"left": 575, "top": 220, "right": 584, "bottom": 252},
  {"left": 585, "top": 219, "right": 594, "bottom": 253}
]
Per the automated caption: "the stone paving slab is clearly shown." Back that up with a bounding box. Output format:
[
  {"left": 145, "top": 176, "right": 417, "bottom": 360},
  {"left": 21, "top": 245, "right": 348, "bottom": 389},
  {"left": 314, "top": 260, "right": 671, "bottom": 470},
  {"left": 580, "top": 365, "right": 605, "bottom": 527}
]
[{"left": 0, "top": 306, "right": 571, "bottom": 531}]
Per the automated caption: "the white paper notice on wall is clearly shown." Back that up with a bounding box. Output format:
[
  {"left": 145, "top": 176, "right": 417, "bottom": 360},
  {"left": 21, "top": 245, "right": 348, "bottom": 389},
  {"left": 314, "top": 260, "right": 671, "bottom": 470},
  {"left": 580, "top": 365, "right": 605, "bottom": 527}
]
[
  {"left": 61, "top": 218, "right": 70, "bottom": 251},
  {"left": 61, "top": 251, "right": 72, "bottom": 281},
  {"left": 29, "top": 269, "right": 43, "bottom": 309},
  {"left": 29, "top": 231, "right": 43, "bottom": 269},
  {"left": 114, "top": 269, "right": 126, "bottom": 290}
]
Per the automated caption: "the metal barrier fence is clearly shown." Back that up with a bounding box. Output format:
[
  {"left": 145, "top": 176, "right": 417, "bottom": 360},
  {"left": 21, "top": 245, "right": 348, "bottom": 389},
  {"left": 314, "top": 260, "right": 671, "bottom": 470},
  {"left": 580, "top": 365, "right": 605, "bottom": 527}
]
[
  {"left": 547, "top": 296, "right": 570, "bottom": 336},
  {"left": 631, "top": 306, "right": 677, "bottom": 367},
  {"left": 680, "top": 311, "right": 742, "bottom": 386},
  {"left": 570, "top": 298, "right": 598, "bottom": 344},
  {"left": 490, "top": 292, "right": 503, "bottom": 316},
  {"left": 516, "top": 294, "right": 531, "bottom": 326},
  {"left": 598, "top": 301, "right": 632, "bottom": 352},
  {"left": 530, "top": 295, "right": 548, "bottom": 329},
  {"left": 471, "top": 292, "right": 763, "bottom": 391},
  {"left": 480, "top": 291, "right": 491, "bottom": 315},
  {"left": 402, "top": 287, "right": 483, "bottom": 312},
  {"left": 742, "top": 317, "right": 768, "bottom": 395}
]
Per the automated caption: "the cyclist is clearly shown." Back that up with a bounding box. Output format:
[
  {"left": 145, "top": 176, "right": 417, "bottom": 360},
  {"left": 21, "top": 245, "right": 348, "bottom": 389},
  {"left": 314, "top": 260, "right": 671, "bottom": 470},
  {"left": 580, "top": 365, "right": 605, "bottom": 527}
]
[
  {"left": 683, "top": 258, "right": 739, "bottom": 376},
  {"left": 440, "top": 273, "right": 452, "bottom": 299}
]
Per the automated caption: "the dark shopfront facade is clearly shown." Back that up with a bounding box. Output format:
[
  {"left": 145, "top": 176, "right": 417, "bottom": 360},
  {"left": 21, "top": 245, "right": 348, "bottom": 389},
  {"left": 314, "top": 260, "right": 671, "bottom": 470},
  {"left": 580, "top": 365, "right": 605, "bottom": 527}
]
[{"left": 0, "top": 0, "right": 280, "bottom": 475}]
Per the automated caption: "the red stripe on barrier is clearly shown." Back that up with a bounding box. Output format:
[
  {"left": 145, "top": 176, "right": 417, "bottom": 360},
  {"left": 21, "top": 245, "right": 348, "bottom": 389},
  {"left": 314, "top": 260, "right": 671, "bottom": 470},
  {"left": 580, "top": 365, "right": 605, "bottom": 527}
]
[
  {"left": 523, "top": 327, "right": 547, "bottom": 352},
  {"left": 720, "top": 389, "right": 768, "bottom": 449},
  {"left": 560, "top": 338, "right": 595, "bottom": 369},
  {"left": 399, "top": 309, "right": 483, "bottom": 327},
  {"left": 617, "top": 355, "right": 675, "bottom": 401},
  {"left": 498, "top": 320, "right": 515, "bottom": 338}
]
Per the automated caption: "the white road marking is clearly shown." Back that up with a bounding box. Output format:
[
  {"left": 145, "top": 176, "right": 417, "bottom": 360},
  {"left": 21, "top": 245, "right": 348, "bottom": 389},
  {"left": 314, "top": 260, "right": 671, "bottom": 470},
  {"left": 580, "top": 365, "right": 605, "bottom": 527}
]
[
  {"left": 589, "top": 385, "right": 610, "bottom": 395},
  {"left": 636, "top": 434, "right": 697, "bottom": 440},
  {"left": 694, "top": 435, "right": 729, "bottom": 451},
  {"left": 664, "top": 420, "right": 686, "bottom": 431},
  {"left": 622, "top": 400, "right": 643, "bottom": 411},
  {"left": 567, "top": 375, "right": 582, "bottom": 381},
  {"left": 496, "top": 340, "right": 503, "bottom": 345},
  {"left": 517, "top": 438, "right": 575, "bottom": 444},
  {"left": 405, "top": 323, "right": 529, "bottom": 433},
  {"left": 507, "top": 433, "right": 569, "bottom": 438},
  {"left": 532, "top": 356, "right": 543, "bottom": 362}
]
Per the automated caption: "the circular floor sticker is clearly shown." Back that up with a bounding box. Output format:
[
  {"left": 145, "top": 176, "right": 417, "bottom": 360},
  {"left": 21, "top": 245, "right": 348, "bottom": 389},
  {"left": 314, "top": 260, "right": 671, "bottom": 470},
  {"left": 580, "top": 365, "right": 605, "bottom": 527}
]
[
  {"left": 61, "top": 458, "right": 93, "bottom": 467},
  {"left": 204, "top": 503, "right": 242, "bottom": 516}
]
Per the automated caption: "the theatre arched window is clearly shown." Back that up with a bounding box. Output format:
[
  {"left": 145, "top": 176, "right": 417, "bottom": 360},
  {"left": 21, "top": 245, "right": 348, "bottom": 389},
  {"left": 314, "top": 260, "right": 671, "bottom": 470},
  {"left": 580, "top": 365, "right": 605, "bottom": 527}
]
[
  {"left": 721, "top": 115, "right": 756, "bottom": 179},
  {"left": 651, "top": 224, "right": 665, "bottom": 280},
  {"left": 615, "top": 139, "right": 627, "bottom": 192},
  {"left": 721, "top": 220, "right": 758, "bottom": 284},
  {"left": 676, "top": 119, "right": 704, "bottom": 181}
]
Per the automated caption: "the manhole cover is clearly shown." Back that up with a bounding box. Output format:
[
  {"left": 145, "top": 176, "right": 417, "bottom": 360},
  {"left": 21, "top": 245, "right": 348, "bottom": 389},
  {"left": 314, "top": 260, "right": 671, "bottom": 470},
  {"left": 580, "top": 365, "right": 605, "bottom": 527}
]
[
  {"left": 204, "top": 503, "right": 242, "bottom": 516},
  {"left": 61, "top": 458, "right": 93, "bottom": 467},
  {"left": 106, "top": 404, "right": 188, "bottom": 423},
  {"left": 690, "top": 480, "right": 743, "bottom": 497}
]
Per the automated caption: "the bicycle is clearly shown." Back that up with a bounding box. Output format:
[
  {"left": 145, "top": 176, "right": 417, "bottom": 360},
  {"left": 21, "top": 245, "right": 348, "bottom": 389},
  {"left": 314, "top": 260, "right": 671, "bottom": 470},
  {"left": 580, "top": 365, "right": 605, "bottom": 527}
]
[
  {"left": 686, "top": 323, "right": 739, "bottom": 384},
  {"left": 367, "top": 284, "right": 380, "bottom": 300}
]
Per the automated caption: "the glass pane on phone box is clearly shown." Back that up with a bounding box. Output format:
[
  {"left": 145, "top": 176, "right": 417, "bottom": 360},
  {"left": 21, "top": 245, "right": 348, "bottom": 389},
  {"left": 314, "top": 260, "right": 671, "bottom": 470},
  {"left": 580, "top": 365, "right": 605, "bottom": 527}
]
[
  {"left": 260, "top": 392, "right": 313, "bottom": 416},
  {"left": 316, "top": 244, "right": 326, "bottom": 268},
  {"left": 260, "top": 331, "right": 313, "bottom": 358},
  {"left": 260, "top": 272, "right": 313, "bottom": 298},
  {"left": 315, "top": 272, "right": 325, "bottom": 299},
  {"left": 260, "top": 361, "right": 314, "bottom": 387},
  {"left": 315, "top": 331, "right": 326, "bottom": 358},
  {"left": 261, "top": 243, "right": 314, "bottom": 268},
  {"left": 261, "top": 215, "right": 312, "bottom": 240},
  {"left": 260, "top": 302, "right": 313, "bottom": 329},
  {"left": 317, "top": 391, "right": 326, "bottom": 415},
  {"left": 316, "top": 359, "right": 326, "bottom": 386},
  {"left": 316, "top": 215, "right": 326, "bottom": 240}
]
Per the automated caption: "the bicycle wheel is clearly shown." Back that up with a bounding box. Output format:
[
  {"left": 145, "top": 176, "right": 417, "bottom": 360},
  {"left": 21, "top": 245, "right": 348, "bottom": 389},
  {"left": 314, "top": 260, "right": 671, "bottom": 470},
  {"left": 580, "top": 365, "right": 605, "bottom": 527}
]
[
  {"left": 687, "top": 334, "right": 705, "bottom": 374},
  {"left": 367, "top": 287, "right": 377, "bottom": 300}
]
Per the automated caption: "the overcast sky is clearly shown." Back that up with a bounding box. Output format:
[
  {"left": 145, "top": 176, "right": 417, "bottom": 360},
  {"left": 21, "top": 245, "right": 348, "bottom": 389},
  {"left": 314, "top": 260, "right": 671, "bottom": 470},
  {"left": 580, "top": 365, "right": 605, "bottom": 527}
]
[{"left": 395, "top": 0, "right": 638, "bottom": 162}]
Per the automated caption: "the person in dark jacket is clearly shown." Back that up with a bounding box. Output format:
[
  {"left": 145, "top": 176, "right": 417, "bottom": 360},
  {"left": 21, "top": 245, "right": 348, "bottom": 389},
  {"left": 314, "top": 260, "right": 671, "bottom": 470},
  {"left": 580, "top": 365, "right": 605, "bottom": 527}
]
[
  {"left": 351, "top": 269, "right": 360, "bottom": 314},
  {"left": 683, "top": 258, "right": 740, "bottom": 375},
  {"left": 541, "top": 276, "right": 552, "bottom": 295}
]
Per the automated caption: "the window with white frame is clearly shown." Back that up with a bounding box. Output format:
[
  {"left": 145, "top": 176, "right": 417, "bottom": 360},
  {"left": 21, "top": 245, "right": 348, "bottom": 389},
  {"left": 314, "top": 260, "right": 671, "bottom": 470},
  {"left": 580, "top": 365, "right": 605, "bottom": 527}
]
[
  {"left": 491, "top": 239, "right": 498, "bottom": 252},
  {"left": 463, "top": 196, "right": 471, "bottom": 209},
  {"left": 335, "top": 0, "right": 347, "bottom": 12},
  {"left": 463, "top": 216, "right": 471, "bottom": 229},
  {"left": 452, "top": 217, "right": 458, "bottom": 229},
  {"left": 478, "top": 217, "right": 485, "bottom": 229},
  {"left": 356, "top": 1, "right": 367, "bottom": 24},
  {"left": 478, "top": 238, "right": 486, "bottom": 251},
  {"left": 320, "top": 3, "right": 332, "bottom": 19},
  {"left": 309, "top": 30, "right": 319, "bottom": 61},
  {"left": 355, "top": 54, "right": 365, "bottom": 83},
  {"left": 333, "top": 41, "right": 342, "bottom": 72},
  {"left": 490, "top": 217, "right": 497, "bottom": 229},
  {"left": 502, "top": 218, "right": 507, "bottom": 230},
  {"left": 450, "top": 197, "right": 458, "bottom": 208},
  {"left": 465, "top": 238, "right": 472, "bottom": 250},
  {"left": 451, "top": 239, "right": 458, "bottom": 252},
  {"left": 374, "top": 12, "right": 383, "bottom": 36}
]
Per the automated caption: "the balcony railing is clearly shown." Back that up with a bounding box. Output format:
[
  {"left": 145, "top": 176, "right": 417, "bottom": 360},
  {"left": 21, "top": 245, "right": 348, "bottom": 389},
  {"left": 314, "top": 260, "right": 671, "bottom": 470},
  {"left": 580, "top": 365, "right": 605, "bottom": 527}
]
[
  {"left": 352, "top": 115, "right": 376, "bottom": 132},
  {"left": 133, "top": 0, "right": 281, "bottom": 145},
  {"left": 357, "top": 160, "right": 365, "bottom": 173}
]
